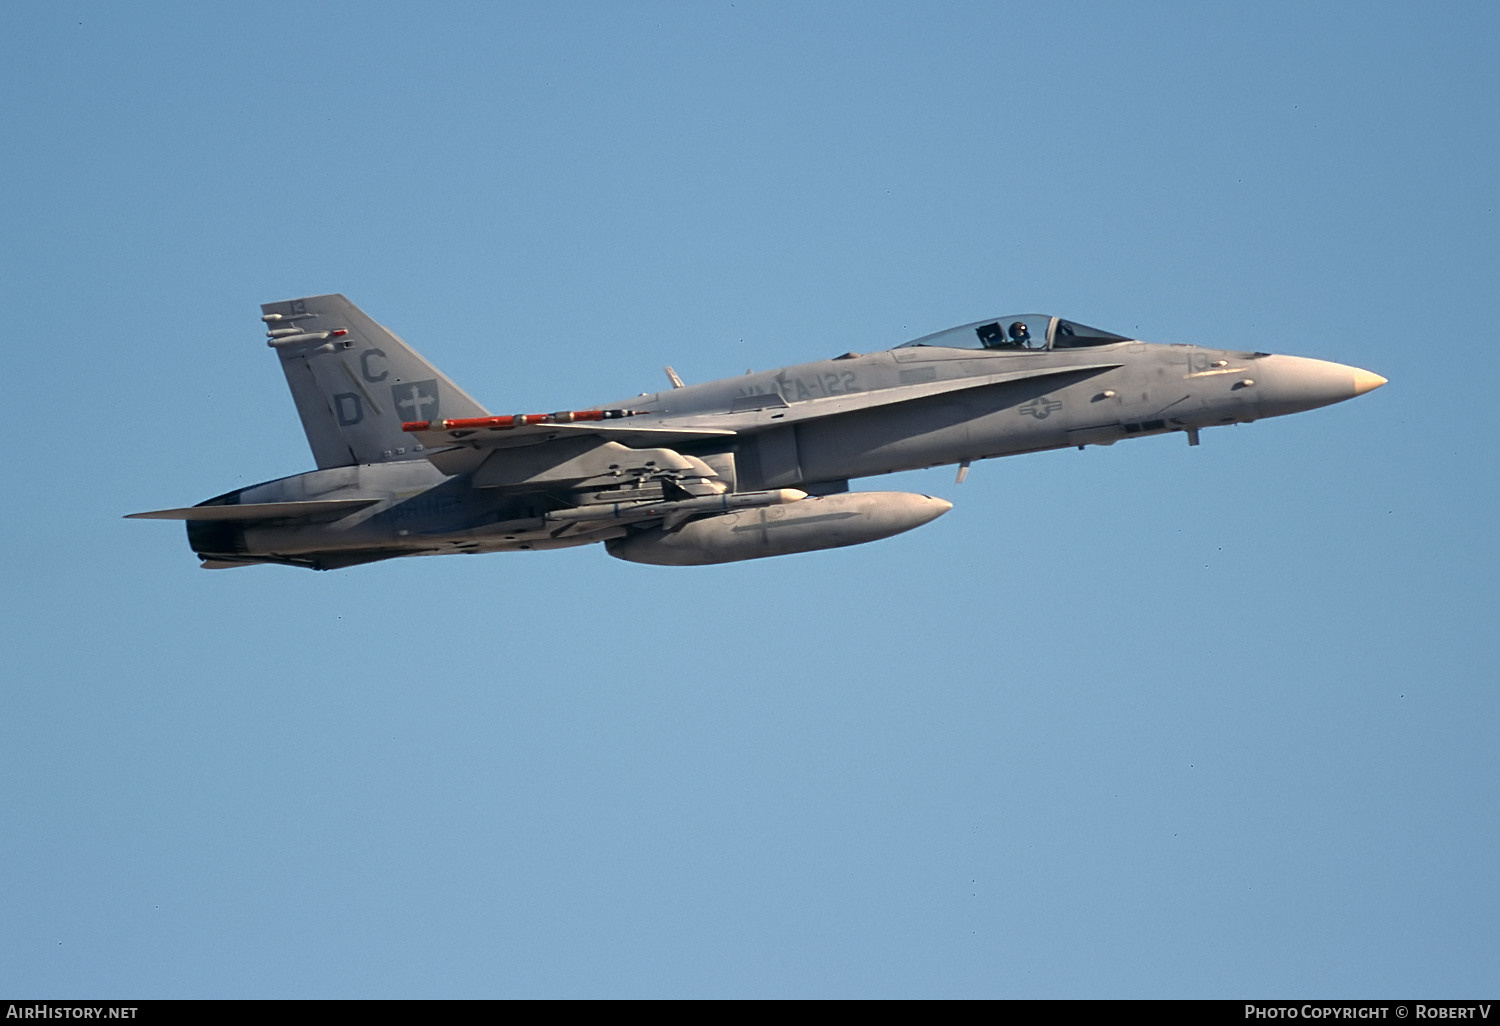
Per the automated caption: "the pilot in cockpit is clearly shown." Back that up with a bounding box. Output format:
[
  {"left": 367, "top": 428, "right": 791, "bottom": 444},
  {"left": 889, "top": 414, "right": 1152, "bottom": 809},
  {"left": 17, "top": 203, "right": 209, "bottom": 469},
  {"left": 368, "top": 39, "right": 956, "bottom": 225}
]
[{"left": 1008, "top": 321, "right": 1032, "bottom": 348}]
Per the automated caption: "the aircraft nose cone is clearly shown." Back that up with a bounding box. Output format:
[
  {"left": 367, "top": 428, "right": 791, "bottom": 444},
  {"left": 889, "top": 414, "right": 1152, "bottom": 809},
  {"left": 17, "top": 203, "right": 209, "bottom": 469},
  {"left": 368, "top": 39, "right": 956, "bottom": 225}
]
[
  {"left": 1353, "top": 369, "right": 1388, "bottom": 396},
  {"left": 1249, "top": 355, "right": 1388, "bottom": 416}
]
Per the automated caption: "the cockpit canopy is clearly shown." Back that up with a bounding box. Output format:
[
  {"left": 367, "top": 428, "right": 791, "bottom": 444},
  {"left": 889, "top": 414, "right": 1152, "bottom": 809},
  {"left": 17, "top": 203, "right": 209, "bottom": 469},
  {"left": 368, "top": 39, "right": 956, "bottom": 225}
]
[{"left": 895, "top": 314, "right": 1133, "bottom": 352}]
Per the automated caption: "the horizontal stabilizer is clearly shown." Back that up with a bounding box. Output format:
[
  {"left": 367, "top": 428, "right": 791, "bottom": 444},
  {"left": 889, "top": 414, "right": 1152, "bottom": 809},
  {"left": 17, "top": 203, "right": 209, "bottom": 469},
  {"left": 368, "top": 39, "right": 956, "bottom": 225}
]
[
  {"left": 124, "top": 498, "right": 378, "bottom": 522},
  {"left": 200, "top": 557, "right": 259, "bottom": 570}
]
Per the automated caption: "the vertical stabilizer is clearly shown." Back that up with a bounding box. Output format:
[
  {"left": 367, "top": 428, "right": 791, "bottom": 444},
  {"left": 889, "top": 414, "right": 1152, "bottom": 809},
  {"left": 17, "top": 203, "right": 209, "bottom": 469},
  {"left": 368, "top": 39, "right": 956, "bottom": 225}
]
[{"left": 261, "top": 294, "right": 489, "bottom": 468}]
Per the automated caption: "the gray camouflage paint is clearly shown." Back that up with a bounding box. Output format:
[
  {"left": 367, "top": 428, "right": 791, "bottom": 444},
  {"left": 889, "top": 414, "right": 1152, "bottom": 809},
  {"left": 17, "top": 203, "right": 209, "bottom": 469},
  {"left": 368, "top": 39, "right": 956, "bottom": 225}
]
[{"left": 128, "top": 296, "right": 1384, "bottom": 569}]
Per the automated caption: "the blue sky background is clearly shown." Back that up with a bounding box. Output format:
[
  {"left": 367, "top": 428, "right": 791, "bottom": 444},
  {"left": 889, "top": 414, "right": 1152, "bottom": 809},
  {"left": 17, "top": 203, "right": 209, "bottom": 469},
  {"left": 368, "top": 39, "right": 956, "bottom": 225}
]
[{"left": 2, "top": 1, "right": 1495, "bottom": 999}]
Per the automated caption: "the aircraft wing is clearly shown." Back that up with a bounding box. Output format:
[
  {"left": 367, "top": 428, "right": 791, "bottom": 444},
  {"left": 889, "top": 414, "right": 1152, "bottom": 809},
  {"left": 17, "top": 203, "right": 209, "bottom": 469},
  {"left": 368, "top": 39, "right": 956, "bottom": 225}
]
[
  {"left": 404, "top": 418, "right": 736, "bottom": 450},
  {"left": 403, "top": 415, "right": 737, "bottom": 476},
  {"left": 124, "top": 498, "right": 379, "bottom": 522},
  {"left": 403, "top": 362, "right": 1120, "bottom": 477},
  {"left": 411, "top": 363, "right": 1119, "bottom": 448}
]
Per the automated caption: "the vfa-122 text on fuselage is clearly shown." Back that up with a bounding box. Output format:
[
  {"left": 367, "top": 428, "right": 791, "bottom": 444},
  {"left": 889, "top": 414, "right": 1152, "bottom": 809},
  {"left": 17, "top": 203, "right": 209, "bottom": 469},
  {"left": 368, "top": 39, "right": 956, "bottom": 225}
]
[{"left": 128, "top": 296, "right": 1386, "bottom": 569}]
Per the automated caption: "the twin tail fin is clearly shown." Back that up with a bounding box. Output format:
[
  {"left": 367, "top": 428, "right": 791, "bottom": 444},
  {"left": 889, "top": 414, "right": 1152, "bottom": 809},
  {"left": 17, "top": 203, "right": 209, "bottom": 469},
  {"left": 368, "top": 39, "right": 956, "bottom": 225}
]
[{"left": 261, "top": 294, "right": 489, "bottom": 468}]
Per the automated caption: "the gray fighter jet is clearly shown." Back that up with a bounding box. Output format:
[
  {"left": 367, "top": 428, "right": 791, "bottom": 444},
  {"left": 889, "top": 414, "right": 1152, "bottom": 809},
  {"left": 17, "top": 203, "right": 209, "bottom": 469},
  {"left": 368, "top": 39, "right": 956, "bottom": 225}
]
[{"left": 128, "top": 295, "right": 1386, "bottom": 569}]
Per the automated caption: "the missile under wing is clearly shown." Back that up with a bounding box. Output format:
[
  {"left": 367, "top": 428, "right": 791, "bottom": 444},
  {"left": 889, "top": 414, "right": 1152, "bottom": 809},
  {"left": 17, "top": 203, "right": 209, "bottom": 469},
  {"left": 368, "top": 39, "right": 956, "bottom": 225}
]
[{"left": 127, "top": 297, "right": 1385, "bottom": 569}]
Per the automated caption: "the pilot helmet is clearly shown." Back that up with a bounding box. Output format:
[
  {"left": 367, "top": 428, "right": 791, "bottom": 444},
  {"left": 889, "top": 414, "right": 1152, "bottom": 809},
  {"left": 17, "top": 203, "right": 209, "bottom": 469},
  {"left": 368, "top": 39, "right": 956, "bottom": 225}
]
[{"left": 1008, "top": 321, "right": 1030, "bottom": 340}]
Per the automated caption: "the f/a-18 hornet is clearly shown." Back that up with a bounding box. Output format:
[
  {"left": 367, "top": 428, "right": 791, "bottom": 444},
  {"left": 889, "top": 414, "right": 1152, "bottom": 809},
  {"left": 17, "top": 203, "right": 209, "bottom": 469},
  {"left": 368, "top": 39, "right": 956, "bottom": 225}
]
[{"left": 128, "top": 295, "right": 1386, "bottom": 569}]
